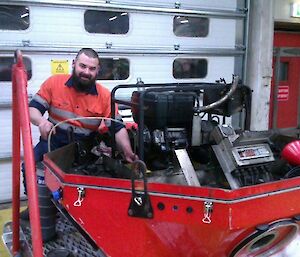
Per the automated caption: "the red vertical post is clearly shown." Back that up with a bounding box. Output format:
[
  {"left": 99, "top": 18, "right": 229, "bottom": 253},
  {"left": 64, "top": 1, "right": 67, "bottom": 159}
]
[
  {"left": 12, "top": 50, "right": 44, "bottom": 257},
  {"left": 11, "top": 54, "right": 21, "bottom": 255}
]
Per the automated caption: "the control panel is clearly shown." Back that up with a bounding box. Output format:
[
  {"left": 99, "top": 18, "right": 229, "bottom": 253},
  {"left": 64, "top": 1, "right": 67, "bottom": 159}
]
[{"left": 232, "top": 144, "right": 275, "bottom": 166}]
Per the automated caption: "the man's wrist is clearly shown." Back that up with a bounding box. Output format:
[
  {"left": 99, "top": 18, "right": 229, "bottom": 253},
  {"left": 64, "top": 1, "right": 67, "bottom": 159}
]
[{"left": 37, "top": 118, "right": 47, "bottom": 127}]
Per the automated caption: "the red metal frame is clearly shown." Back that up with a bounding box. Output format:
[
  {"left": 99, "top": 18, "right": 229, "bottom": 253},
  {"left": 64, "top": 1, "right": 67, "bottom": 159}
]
[{"left": 11, "top": 50, "right": 43, "bottom": 257}]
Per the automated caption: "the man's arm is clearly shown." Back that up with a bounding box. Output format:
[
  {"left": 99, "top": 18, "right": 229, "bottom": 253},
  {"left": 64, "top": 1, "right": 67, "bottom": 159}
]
[
  {"left": 29, "top": 107, "right": 55, "bottom": 140},
  {"left": 115, "top": 127, "right": 138, "bottom": 163}
]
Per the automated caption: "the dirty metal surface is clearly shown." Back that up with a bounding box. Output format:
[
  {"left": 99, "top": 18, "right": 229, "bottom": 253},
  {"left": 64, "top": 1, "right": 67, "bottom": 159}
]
[{"left": 3, "top": 214, "right": 106, "bottom": 257}]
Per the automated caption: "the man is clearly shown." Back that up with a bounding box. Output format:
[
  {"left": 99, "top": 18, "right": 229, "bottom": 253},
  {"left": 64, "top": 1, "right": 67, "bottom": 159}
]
[
  {"left": 21, "top": 48, "right": 137, "bottom": 229},
  {"left": 30, "top": 48, "right": 137, "bottom": 163}
]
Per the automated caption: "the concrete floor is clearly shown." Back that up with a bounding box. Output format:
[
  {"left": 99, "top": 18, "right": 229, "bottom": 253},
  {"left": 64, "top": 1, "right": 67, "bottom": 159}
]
[
  {"left": 0, "top": 208, "right": 12, "bottom": 257},
  {"left": 0, "top": 204, "right": 27, "bottom": 257}
]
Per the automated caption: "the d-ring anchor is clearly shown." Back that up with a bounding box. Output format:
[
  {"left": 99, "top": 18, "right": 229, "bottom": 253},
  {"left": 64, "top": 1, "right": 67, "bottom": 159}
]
[
  {"left": 73, "top": 187, "right": 85, "bottom": 207},
  {"left": 128, "top": 160, "right": 153, "bottom": 219},
  {"left": 202, "top": 201, "right": 213, "bottom": 224}
]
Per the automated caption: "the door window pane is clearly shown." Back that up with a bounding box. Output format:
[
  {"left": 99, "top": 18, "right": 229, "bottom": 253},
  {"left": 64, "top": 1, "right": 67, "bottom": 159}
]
[
  {"left": 279, "top": 62, "right": 288, "bottom": 81},
  {"left": 97, "top": 58, "right": 129, "bottom": 80},
  {"left": 173, "top": 58, "right": 207, "bottom": 79},
  {"left": 173, "top": 16, "right": 209, "bottom": 37},
  {"left": 0, "top": 57, "right": 32, "bottom": 81},
  {"left": 0, "top": 5, "right": 29, "bottom": 30},
  {"left": 84, "top": 10, "right": 129, "bottom": 34}
]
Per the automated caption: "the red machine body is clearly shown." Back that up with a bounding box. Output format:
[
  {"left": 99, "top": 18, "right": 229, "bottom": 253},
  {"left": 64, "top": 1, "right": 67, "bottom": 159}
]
[
  {"left": 44, "top": 145, "right": 300, "bottom": 257},
  {"left": 42, "top": 79, "right": 300, "bottom": 257},
  {"left": 8, "top": 52, "right": 300, "bottom": 257}
]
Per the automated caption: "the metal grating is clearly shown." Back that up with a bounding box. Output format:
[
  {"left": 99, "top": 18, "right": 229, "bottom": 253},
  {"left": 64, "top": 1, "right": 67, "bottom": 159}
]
[{"left": 20, "top": 214, "right": 106, "bottom": 257}]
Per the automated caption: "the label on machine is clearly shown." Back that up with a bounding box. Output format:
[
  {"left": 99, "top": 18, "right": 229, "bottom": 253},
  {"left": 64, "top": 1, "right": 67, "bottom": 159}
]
[{"left": 232, "top": 144, "right": 275, "bottom": 166}]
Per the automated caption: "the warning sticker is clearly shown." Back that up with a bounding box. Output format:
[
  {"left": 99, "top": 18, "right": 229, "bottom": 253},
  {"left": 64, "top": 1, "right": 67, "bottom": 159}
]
[
  {"left": 277, "top": 85, "right": 289, "bottom": 101},
  {"left": 51, "top": 60, "right": 69, "bottom": 75}
]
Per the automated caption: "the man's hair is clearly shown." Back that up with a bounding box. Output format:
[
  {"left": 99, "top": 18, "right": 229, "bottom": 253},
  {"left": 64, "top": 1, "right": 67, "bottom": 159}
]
[{"left": 75, "top": 48, "right": 100, "bottom": 65}]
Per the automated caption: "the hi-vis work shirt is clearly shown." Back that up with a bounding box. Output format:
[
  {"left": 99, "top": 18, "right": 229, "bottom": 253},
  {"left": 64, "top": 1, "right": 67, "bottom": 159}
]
[{"left": 29, "top": 74, "right": 124, "bottom": 155}]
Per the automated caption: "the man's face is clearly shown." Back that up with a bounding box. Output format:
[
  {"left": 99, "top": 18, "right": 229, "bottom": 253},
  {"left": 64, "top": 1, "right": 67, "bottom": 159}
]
[{"left": 72, "top": 53, "right": 100, "bottom": 92}]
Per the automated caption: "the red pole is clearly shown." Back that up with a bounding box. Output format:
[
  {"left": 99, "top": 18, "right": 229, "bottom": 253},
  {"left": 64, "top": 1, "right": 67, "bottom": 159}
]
[
  {"left": 11, "top": 54, "right": 21, "bottom": 255},
  {"left": 12, "top": 50, "right": 44, "bottom": 257}
]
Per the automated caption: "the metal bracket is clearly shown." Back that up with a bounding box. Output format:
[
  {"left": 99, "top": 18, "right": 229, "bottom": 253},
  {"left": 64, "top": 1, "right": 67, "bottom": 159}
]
[
  {"left": 128, "top": 160, "right": 153, "bottom": 219},
  {"left": 174, "top": 44, "right": 180, "bottom": 50},
  {"left": 175, "top": 149, "right": 200, "bottom": 186},
  {"left": 106, "top": 42, "right": 112, "bottom": 49},
  {"left": 22, "top": 40, "right": 30, "bottom": 47},
  {"left": 175, "top": 2, "right": 181, "bottom": 9}
]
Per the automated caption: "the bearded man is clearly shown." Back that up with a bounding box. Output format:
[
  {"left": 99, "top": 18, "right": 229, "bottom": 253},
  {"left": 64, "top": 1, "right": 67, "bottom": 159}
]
[
  {"left": 29, "top": 48, "right": 137, "bottom": 163},
  {"left": 20, "top": 49, "right": 137, "bottom": 228}
]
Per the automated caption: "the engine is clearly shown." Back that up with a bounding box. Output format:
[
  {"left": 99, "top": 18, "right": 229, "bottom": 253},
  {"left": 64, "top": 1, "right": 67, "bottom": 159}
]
[{"left": 67, "top": 76, "right": 300, "bottom": 190}]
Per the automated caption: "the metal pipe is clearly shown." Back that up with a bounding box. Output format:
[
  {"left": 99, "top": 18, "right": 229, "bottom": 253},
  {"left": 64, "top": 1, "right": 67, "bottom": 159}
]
[
  {"left": 0, "top": 97, "right": 32, "bottom": 109},
  {"left": 5, "top": 0, "right": 246, "bottom": 19},
  {"left": 242, "top": 0, "right": 250, "bottom": 84},
  {"left": 11, "top": 52, "right": 21, "bottom": 256},
  {"left": 0, "top": 45, "right": 245, "bottom": 56},
  {"left": 199, "top": 75, "right": 239, "bottom": 112},
  {"left": 13, "top": 50, "right": 43, "bottom": 257}
]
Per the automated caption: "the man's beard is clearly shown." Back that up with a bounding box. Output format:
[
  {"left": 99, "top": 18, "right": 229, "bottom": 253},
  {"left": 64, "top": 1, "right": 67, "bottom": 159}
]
[{"left": 72, "top": 69, "right": 96, "bottom": 93}]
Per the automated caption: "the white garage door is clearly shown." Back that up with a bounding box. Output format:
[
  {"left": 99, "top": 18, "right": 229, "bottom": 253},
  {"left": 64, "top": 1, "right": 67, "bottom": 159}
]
[{"left": 0, "top": 0, "right": 248, "bottom": 202}]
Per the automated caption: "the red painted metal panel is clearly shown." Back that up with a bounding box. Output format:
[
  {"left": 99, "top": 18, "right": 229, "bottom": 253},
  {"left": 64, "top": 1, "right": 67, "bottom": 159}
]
[
  {"left": 44, "top": 159, "right": 300, "bottom": 257},
  {"left": 274, "top": 32, "right": 300, "bottom": 47}
]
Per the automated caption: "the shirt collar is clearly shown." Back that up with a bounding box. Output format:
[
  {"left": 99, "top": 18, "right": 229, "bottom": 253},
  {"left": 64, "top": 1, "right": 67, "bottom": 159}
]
[{"left": 65, "top": 75, "right": 98, "bottom": 95}]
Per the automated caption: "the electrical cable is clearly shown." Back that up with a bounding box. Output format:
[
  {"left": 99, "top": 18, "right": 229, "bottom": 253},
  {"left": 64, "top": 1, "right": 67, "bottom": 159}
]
[
  {"left": 284, "top": 166, "right": 300, "bottom": 179},
  {"left": 47, "top": 116, "right": 128, "bottom": 152}
]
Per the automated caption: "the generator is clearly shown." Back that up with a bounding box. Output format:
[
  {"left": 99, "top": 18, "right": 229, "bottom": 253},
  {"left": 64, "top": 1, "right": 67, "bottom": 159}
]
[
  {"left": 7, "top": 75, "right": 300, "bottom": 257},
  {"left": 39, "top": 76, "right": 300, "bottom": 257}
]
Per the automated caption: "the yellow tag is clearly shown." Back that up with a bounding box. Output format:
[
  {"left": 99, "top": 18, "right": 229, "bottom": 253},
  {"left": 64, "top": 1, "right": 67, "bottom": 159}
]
[{"left": 51, "top": 60, "right": 69, "bottom": 75}]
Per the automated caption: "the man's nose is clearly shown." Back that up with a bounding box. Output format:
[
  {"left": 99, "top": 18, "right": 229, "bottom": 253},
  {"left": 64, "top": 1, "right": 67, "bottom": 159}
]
[{"left": 82, "top": 67, "right": 91, "bottom": 75}]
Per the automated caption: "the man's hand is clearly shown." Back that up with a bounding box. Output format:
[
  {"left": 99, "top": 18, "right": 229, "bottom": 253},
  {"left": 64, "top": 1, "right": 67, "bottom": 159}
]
[
  {"left": 38, "top": 119, "right": 55, "bottom": 140},
  {"left": 115, "top": 127, "right": 139, "bottom": 163},
  {"left": 29, "top": 107, "right": 55, "bottom": 140},
  {"left": 123, "top": 151, "right": 139, "bottom": 163}
]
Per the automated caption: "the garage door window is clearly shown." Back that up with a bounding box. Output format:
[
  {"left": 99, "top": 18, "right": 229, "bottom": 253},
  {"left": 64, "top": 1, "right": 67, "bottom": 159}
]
[
  {"left": 97, "top": 58, "right": 129, "bottom": 80},
  {"left": 84, "top": 10, "right": 129, "bottom": 34},
  {"left": 173, "top": 16, "right": 209, "bottom": 37},
  {"left": 173, "top": 58, "right": 207, "bottom": 79},
  {"left": 0, "top": 5, "right": 29, "bottom": 30},
  {"left": 0, "top": 57, "right": 32, "bottom": 81}
]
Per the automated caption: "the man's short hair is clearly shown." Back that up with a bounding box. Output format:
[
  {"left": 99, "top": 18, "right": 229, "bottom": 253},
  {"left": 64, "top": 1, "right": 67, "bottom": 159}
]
[{"left": 75, "top": 48, "right": 100, "bottom": 65}]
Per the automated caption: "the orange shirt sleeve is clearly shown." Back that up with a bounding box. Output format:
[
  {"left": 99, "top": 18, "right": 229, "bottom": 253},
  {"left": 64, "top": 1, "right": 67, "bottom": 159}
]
[{"left": 36, "top": 75, "right": 56, "bottom": 105}]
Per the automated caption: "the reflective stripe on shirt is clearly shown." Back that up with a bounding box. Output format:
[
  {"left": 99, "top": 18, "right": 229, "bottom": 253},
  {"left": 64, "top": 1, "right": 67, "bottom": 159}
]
[
  {"left": 48, "top": 116, "right": 94, "bottom": 135},
  {"left": 49, "top": 106, "right": 102, "bottom": 127},
  {"left": 32, "top": 94, "right": 50, "bottom": 109}
]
